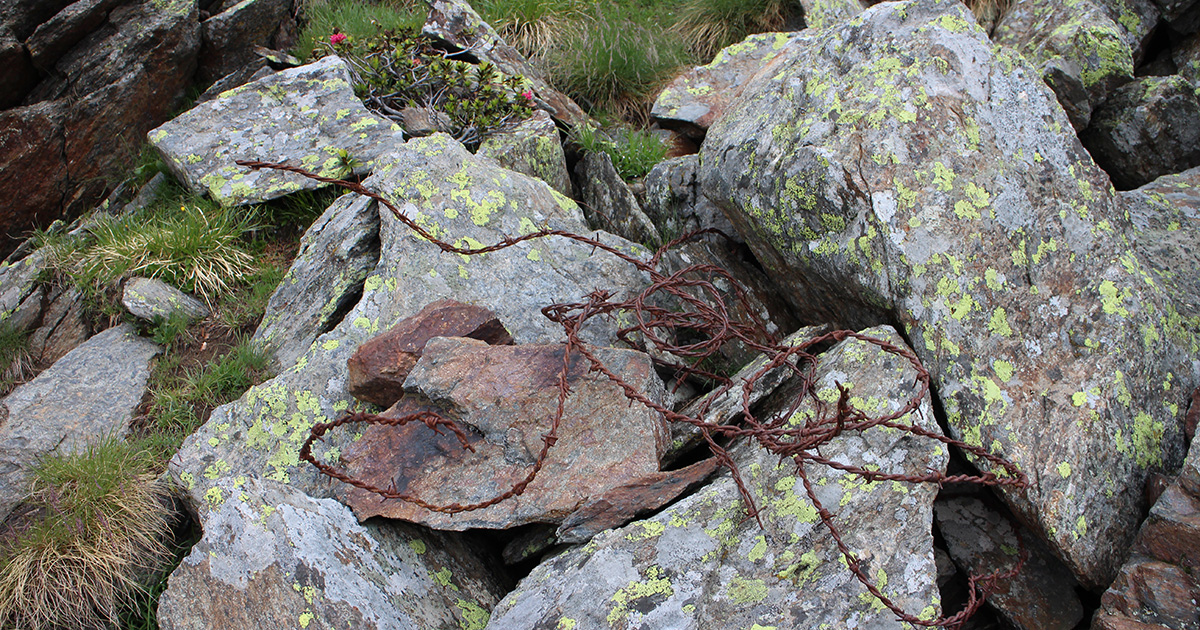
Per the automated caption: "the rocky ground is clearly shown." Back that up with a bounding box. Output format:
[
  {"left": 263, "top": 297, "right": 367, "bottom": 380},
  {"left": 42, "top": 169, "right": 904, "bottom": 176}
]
[{"left": 3, "top": 0, "right": 1200, "bottom": 628}]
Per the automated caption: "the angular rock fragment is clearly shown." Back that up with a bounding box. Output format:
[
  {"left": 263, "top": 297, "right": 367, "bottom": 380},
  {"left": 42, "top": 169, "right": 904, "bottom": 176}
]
[
  {"left": 935, "top": 497, "right": 1083, "bottom": 630},
  {"left": 149, "top": 55, "right": 406, "bottom": 206},
  {"left": 252, "top": 193, "right": 380, "bottom": 370},
  {"left": 700, "top": 0, "right": 1197, "bottom": 588},
  {"left": 0, "top": 324, "right": 159, "bottom": 523},
  {"left": 478, "top": 110, "right": 571, "bottom": 197},
  {"left": 336, "top": 337, "right": 669, "bottom": 530},
  {"left": 994, "top": 0, "right": 1135, "bottom": 130},
  {"left": 576, "top": 151, "right": 661, "bottom": 247},
  {"left": 198, "top": 0, "right": 293, "bottom": 84},
  {"left": 122, "top": 277, "right": 210, "bottom": 324},
  {"left": 486, "top": 326, "right": 946, "bottom": 629},
  {"left": 1094, "top": 427, "right": 1200, "bottom": 629},
  {"left": 346, "top": 299, "right": 513, "bottom": 408},
  {"left": 1081, "top": 75, "right": 1200, "bottom": 189},
  {"left": 1121, "top": 166, "right": 1200, "bottom": 320},
  {"left": 652, "top": 32, "right": 802, "bottom": 138},
  {"left": 156, "top": 477, "right": 507, "bottom": 630},
  {"left": 0, "top": 249, "right": 48, "bottom": 330},
  {"left": 644, "top": 155, "right": 738, "bottom": 241},
  {"left": 555, "top": 457, "right": 720, "bottom": 544},
  {"left": 27, "top": 285, "right": 89, "bottom": 365}
]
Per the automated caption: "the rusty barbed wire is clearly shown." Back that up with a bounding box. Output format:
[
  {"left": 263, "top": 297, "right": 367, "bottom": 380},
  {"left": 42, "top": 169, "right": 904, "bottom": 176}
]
[{"left": 241, "top": 158, "right": 1029, "bottom": 628}]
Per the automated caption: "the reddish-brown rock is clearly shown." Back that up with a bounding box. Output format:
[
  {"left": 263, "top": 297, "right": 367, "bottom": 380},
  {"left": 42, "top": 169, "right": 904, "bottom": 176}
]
[
  {"left": 555, "top": 457, "right": 720, "bottom": 543},
  {"left": 336, "top": 337, "right": 669, "bottom": 530},
  {"left": 345, "top": 299, "right": 512, "bottom": 408}
]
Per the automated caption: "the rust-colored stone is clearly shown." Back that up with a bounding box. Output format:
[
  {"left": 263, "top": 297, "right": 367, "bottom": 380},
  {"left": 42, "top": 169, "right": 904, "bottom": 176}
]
[
  {"left": 555, "top": 457, "right": 720, "bottom": 543},
  {"left": 1099, "top": 560, "right": 1200, "bottom": 629},
  {"left": 345, "top": 299, "right": 512, "bottom": 407},
  {"left": 336, "top": 337, "right": 669, "bottom": 530},
  {"left": 1134, "top": 484, "right": 1200, "bottom": 569}
]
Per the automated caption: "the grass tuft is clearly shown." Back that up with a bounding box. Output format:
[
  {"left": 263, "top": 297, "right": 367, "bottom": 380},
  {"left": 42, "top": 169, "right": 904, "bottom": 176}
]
[
  {"left": 475, "top": 0, "right": 586, "bottom": 60},
  {"left": 0, "top": 438, "right": 171, "bottom": 630},
  {"left": 293, "top": 0, "right": 427, "bottom": 61},
  {"left": 672, "top": 0, "right": 794, "bottom": 62},
  {"left": 542, "top": 5, "right": 690, "bottom": 118},
  {"left": 0, "top": 324, "right": 34, "bottom": 396},
  {"left": 574, "top": 124, "right": 668, "bottom": 180}
]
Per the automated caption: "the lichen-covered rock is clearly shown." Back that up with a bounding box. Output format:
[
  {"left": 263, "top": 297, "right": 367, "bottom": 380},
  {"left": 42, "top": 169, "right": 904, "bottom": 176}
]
[
  {"left": 576, "top": 151, "right": 661, "bottom": 247},
  {"left": 485, "top": 326, "right": 946, "bottom": 629},
  {"left": 1121, "top": 166, "right": 1200, "bottom": 320},
  {"left": 993, "top": 0, "right": 1135, "bottom": 130},
  {"left": 477, "top": 110, "right": 571, "bottom": 197},
  {"left": 157, "top": 477, "right": 507, "bottom": 630},
  {"left": 148, "top": 56, "right": 406, "bottom": 206},
  {"left": 700, "top": 0, "right": 1197, "bottom": 588},
  {"left": 935, "top": 497, "right": 1083, "bottom": 630},
  {"left": 122, "top": 277, "right": 210, "bottom": 323},
  {"left": 1094, "top": 0, "right": 1162, "bottom": 59},
  {"left": 1081, "top": 75, "right": 1200, "bottom": 190},
  {"left": 1152, "top": 0, "right": 1200, "bottom": 31},
  {"left": 337, "top": 337, "right": 668, "bottom": 530},
  {"left": 1175, "top": 31, "right": 1200, "bottom": 86},
  {"left": 652, "top": 32, "right": 802, "bottom": 137},
  {"left": 0, "top": 323, "right": 159, "bottom": 523},
  {"left": 801, "top": 0, "right": 865, "bottom": 29},
  {"left": 0, "top": 248, "right": 47, "bottom": 330},
  {"left": 167, "top": 134, "right": 651, "bottom": 626},
  {"left": 252, "top": 193, "right": 380, "bottom": 370}
]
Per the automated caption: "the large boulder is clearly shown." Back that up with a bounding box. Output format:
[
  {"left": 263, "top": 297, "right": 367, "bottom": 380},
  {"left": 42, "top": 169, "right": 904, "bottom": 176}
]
[
  {"left": 699, "top": 0, "right": 1197, "bottom": 589},
  {"left": 149, "top": 55, "right": 406, "bottom": 206},
  {"left": 993, "top": 0, "right": 1135, "bottom": 130},
  {"left": 0, "top": 0, "right": 200, "bottom": 253},
  {"left": 198, "top": 0, "right": 295, "bottom": 85},
  {"left": 485, "top": 326, "right": 947, "bottom": 629},
  {"left": 0, "top": 324, "right": 160, "bottom": 523},
  {"left": 1080, "top": 75, "right": 1200, "bottom": 190},
  {"left": 157, "top": 477, "right": 507, "bottom": 630},
  {"left": 477, "top": 110, "right": 572, "bottom": 197},
  {"left": 164, "top": 134, "right": 652, "bottom": 624}
]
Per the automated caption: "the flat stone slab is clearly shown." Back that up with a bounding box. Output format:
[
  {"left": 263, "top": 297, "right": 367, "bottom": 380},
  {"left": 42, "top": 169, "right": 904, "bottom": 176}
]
[
  {"left": 122, "top": 276, "right": 209, "bottom": 323},
  {"left": 252, "top": 192, "right": 380, "bottom": 370},
  {"left": 336, "top": 337, "right": 668, "bottom": 530},
  {"left": 149, "top": 55, "right": 406, "bottom": 206},
  {"left": 157, "top": 477, "right": 507, "bottom": 630},
  {"left": 0, "top": 323, "right": 160, "bottom": 523},
  {"left": 484, "top": 326, "right": 947, "bottom": 629}
]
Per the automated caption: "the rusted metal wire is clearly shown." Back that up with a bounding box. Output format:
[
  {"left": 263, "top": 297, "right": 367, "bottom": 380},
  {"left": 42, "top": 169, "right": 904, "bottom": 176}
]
[{"left": 241, "top": 159, "right": 1029, "bottom": 628}]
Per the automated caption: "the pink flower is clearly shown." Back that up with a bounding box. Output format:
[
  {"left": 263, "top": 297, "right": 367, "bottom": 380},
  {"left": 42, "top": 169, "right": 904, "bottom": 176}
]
[
  {"left": 521, "top": 90, "right": 534, "bottom": 101},
  {"left": 330, "top": 32, "right": 347, "bottom": 45}
]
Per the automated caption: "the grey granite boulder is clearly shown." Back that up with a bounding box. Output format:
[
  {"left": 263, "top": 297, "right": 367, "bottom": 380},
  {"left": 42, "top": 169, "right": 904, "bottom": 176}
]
[
  {"left": 253, "top": 193, "right": 380, "bottom": 370},
  {"left": 0, "top": 249, "right": 47, "bottom": 332},
  {"left": 157, "top": 477, "right": 507, "bottom": 630},
  {"left": 1175, "top": 31, "right": 1200, "bottom": 86},
  {"left": 122, "top": 277, "right": 210, "bottom": 323},
  {"left": 994, "top": 0, "right": 1135, "bottom": 130},
  {"left": 149, "top": 55, "right": 406, "bottom": 206},
  {"left": 0, "top": 324, "right": 160, "bottom": 523},
  {"left": 1081, "top": 75, "right": 1200, "bottom": 190},
  {"left": 700, "top": 0, "right": 1197, "bottom": 589},
  {"left": 477, "top": 110, "right": 571, "bottom": 197},
  {"left": 652, "top": 32, "right": 802, "bottom": 137},
  {"left": 485, "top": 326, "right": 947, "bottom": 629}
]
